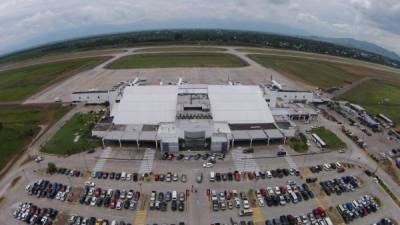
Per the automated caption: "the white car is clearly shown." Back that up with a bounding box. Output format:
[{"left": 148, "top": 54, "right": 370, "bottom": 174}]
[
  {"left": 258, "top": 198, "right": 265, "bottom": 207},
  {"left": 84, "top": 181, "right": 95, "bottom": 187},
  {"left": 90, "top": 197, "right": 97, "bottom": 206},
  {"left": 234, "top": 198, "right": 241, "bottom": 208},
  {"left": 127, "top": 191, "right": 133, "bottom": 199},
  {"left": 275, "top": 186, "right": 281, "bottom": 195},
  {"left": 267, "top": 187, "right": 274, "bottom": 195},
  {"left": 279, "top": 195, "right": 286, "bottom": 205},
  {"left": 243, "top": 200, "right": 250, "bottom": 209},
  {"left": 116, "top": 200, "right": 122, "bottom": 210},
  {"left": 126, "top": 173, "right": 132, "bottom": 181},
  {"left": 34, "top": 156, "right": 43, "bottom": 163},
  {"left": 172, "top": 173, "right": 179, "bottom": 182},
  {"left": 203, "top": 162, "right": 213, "bottom": 168}
]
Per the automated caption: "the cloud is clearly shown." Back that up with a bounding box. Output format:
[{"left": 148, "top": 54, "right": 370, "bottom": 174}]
[
  {"left": 0, "top": 0, "right": 399, "bottom": 55},
  {"left": 350, "top": 0, "right": 400, "bottom": 34}
]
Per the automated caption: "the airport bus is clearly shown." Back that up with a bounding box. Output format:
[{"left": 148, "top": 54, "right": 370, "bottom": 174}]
[{"left": 311, "top": 133, "right": 327, "bottom": 148}]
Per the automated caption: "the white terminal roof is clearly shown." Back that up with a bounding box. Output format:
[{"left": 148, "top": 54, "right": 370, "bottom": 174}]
[
  {"left": 208, "top": 85, "right": 274, "bottom": 124},
  {"left": 112, "top": 86, "right": 178, "bottom": 125},
  {"left": 112, "top": 85, "right": 274, "bottom": 125}
]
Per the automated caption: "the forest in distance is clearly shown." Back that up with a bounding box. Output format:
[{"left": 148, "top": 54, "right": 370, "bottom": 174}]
[{"left": 1, "top": 29, "right": 399, "bottom": 69}]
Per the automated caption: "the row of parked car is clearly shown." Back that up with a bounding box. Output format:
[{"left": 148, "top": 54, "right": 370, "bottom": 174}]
[
  {"left": 337, "top": 195, "right": 379, "bottom": 223},
  {"left": 209, "top": 168, "right": 300, "bottom": 183},
  {"left": 13, "top": 202, "right": 58, "bottom": 225},
  {"left": 91, "top": 171, "right": 141, "bottom": 181},
  {"left": 309, "top": 162, "right": 344, "bottom": 173},
  {"left": 319, "top": 175, "right": 360, "bottom": 196},
  {"left": 372, "top": 218, "right": 395, "bottom": 225},
  {"left": 68, "top": 215, "right": 131, "bottom": 225},
  {"left": 91, "top": 170, "right": 189, "bottom": 183},
  {"left": 210, "top": 189, "right": 249, "bottom": 212},
  {"left": 25, "top": 179, "right": 72, "bottom": 202},
  {"left": 341, "top": 126, "right": 368, "bottom": 148},
  {"left": 209, "top": 181, "right": 314, "bottom": 212},
  {"left": 54, "top": 167, "right": 82, "bottom": 177},
  {"left": 161, "top": 152, "right": 225, "bottom": 161},
  {"left": 212, "top": 207, "right": 333, "bottom": 225},
  {"left": 256, "top": 181, "right": 315, "bottom": 207},
  {"left": 149, "top": 190, "right": 186, "bottom": 212},
  {"left": 148, "top": 223, "right": 185, "bottom": 225},
  {"left": 263, "top": 207, "right": 332, "bottom": 225},
  {"left": 154, "top": 173, "right": 187, "bottom": 183},
  {"left": 79, "top": 183, "right": 140, "bottom": 210}
]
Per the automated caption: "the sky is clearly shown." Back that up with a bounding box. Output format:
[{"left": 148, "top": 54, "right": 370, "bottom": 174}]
[{"left": 1, "top": 0, "right": 400, "bottom": 55}]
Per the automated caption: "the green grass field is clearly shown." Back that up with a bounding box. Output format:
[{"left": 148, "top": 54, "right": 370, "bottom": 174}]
[
  {"left": 338, "top": 80, "right": 400, "bottom": 124},
  {"left": 288, "top": 133, "right": 309, "bottom": 153},
  {"left": 107, "top": 53, "right": 248, "bottom": 69},
  {"left": 311, "top": 127, "right": 346, "bottom": 150},
  {"left": 248, "top": 54, "right": 364, "bottom": 88},
  {"left": 0, "top": 57, "right": 109, "bottom": 102},
  {"left": 0, "top": 105, "right": 70, "bottom": 170},
  {"left": 135, "top": 46, "right": 225, "bottom": 52},
  {"left": 42, "top": 113, "right": 100, "bottom": 155}
]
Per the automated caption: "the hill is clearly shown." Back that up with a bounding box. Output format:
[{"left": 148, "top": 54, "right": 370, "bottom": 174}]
[{"left": 308, "top": 36, "right": 400, "bottom": 61}]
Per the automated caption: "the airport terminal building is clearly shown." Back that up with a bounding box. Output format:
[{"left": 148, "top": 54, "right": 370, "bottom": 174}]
[{"left": 92, "top": 84, "right": 290, "bottom": 152}]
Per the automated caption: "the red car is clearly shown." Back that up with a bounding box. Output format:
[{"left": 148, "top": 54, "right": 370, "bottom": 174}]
[
  {"left": 247, "top": 172, "right": 254, "bottom": 180},
  {"left": 110, "top": 199, "right": 116, "bottom": 209},
  {"left": 234, "top": 171, "right": 241, "bottom": 181},
  {"left": 260, "top": 188, "right": 266, "bottom": 197},
  {"left": 313, "top": 207, "right": 326, "bottom": 218},
  {"left": 279, "top": 186, "right": 286, "bottom": 194},
  {"left": 135, "top": 191, "right": 140, "bottom": 201}
]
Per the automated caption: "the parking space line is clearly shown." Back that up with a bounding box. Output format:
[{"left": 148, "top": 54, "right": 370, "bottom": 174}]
[{"left": 252, "top": 207, "right": 265, "bottom": 225}]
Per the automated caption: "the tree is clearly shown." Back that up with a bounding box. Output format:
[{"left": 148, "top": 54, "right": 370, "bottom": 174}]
[
  {"left": 47, "top": 162, "right": 57, "bottom": 174},
  {"left": 0, "top": 122, "right": 3, "bottom": 130}
]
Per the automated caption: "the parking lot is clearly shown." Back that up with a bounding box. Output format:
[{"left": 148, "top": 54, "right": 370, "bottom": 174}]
[{"left": 2, "top": 137, "right": 399, "bottom": 225}]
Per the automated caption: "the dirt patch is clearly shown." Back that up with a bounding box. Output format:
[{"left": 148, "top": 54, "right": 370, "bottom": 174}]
[
  {"left": 54, "top": 212, "right": 69, "bottom": 225},
  {"left": 247, "top": 189, "right": 257, "bottom": 207},
  {"left": 339, "top": 64, "right": 400, "bottom": 86},
  {"left": 327, "top": 206, "right": 344, "bottom": 225},
  {"left": 139, "top": 193, "right": 148, "bottom": 210},
  {"left": 310, "top": 182, "right": 326, "bottom": 200},
  {"left": 69, "top": 187, "right": 83, "bottom": 203},
  {"left": 10, "top": 176, "right": 21, "bottom": 188},
  {"left": 19, "top": 155, "right": 34, "bottom": 167},
  {"left": 381, "top": 162, "right": 400, "bottom": 186}
]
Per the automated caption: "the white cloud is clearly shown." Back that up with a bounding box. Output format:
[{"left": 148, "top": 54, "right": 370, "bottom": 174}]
[{"left": 0, "top": 0, "right": 399, "bottom": 55}]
